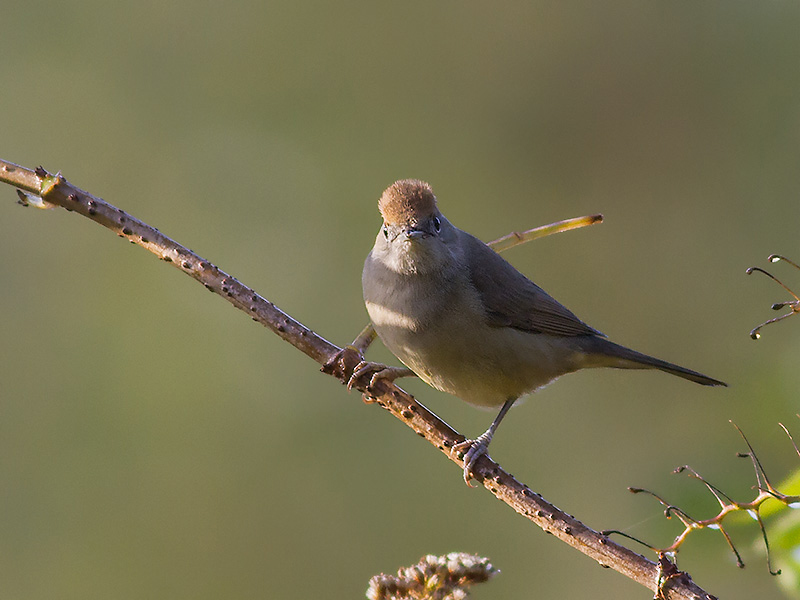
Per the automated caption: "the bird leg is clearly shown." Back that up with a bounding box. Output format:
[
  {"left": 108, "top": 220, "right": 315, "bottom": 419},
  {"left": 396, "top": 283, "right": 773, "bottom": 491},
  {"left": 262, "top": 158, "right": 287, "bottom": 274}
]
[
  {"left": 452, "top": 398, "right": 515, "bottom": 486},
  {"left": 351, "top": 322, "right": 378, "bottom": 354}
]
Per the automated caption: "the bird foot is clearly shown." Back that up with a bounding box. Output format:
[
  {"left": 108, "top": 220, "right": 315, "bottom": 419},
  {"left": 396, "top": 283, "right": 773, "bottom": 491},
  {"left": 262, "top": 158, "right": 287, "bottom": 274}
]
[
  {"left": 322, "top": 347, "right": 414, "bottom": 396},
  {"left": 347, "top": 361, "right": 413, "bottom": 391},
  {"left": 452, "top": 432, "right": 493, "bottom": 487}
]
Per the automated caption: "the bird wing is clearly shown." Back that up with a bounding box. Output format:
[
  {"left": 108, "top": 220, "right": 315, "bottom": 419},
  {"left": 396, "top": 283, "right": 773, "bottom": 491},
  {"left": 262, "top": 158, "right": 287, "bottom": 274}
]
[{"left": 463, "top": 232, "right": 603, "bottom": 337}]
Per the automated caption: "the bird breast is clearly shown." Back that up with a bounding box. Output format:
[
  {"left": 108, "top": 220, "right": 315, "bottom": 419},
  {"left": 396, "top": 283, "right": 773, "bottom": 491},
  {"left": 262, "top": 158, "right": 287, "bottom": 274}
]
[{"left": 363, "top": 251, "right": 578, "bottom": 407}]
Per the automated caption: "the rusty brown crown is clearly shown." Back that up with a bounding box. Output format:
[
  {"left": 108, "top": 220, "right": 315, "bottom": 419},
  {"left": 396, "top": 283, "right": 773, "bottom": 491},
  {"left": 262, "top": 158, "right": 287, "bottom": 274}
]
[{"left": 378, "top": 179, "right": 438, "bottom": 225}]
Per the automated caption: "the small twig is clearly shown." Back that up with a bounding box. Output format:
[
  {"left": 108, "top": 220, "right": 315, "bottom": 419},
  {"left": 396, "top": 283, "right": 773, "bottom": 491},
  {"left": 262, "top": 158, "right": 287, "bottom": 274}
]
[
  {"left": 0, "top": 159, "right": 40, "bottom": 194},
  {"left": 486, "top": 213, "right": 603, "bottom": 252},
  {"left": 625, "top": 422, "right": 800, "bottom": 575},
  {"left": 746, "top": 254, "right": 800, "bottom": 339},
  {"left": 0, "top": 159, "right": 713, "bottom": 600},
  {"left": 779, "top": 422, "right": 800, "bottom": 459}
]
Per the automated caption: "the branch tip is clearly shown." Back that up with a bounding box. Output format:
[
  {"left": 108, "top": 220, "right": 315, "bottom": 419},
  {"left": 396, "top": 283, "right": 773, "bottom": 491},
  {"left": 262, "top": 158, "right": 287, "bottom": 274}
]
[{"left": 747, "top": 255, "right": 800, "bottom": 338}]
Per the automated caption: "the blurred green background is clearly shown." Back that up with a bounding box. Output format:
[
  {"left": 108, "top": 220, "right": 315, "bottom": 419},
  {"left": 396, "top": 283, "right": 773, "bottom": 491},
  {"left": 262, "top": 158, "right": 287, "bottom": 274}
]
[{"left": 2, "top": 2, "right": 800, "bottom": 598}]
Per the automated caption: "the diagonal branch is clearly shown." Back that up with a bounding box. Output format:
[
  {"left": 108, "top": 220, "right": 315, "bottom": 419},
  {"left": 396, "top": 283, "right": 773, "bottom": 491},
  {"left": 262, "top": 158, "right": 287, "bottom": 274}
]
[{"left": 0, "top": 158, "right": 716, "bottom": 600}]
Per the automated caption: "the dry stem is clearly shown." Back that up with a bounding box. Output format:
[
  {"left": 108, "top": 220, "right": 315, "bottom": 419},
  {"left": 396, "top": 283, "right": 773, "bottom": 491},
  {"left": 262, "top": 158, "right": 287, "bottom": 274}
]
[{"left": 0, "top": 158, "right": 715, "bottom": 600}]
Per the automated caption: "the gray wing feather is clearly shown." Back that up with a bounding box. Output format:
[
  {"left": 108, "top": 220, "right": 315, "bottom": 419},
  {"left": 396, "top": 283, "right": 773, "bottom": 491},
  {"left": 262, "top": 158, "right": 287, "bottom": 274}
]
[{"left": 463, "top": 232, "right": 603, "bottom": 337}]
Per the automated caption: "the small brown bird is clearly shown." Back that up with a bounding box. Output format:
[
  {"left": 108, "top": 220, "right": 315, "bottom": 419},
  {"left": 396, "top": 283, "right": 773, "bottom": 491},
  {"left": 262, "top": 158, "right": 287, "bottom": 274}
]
[{"left": 357, "top": 179, "right": 726, "bottom": 484}]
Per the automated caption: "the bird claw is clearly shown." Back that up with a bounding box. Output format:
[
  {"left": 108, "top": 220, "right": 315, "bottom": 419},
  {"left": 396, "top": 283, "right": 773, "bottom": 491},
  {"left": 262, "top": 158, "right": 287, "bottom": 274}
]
[
  {"left": 348, "top": 360, "right": 382, "bottom": 390},
  {"left": 452, "top": 433, "right": 492, "bottom": 487}
]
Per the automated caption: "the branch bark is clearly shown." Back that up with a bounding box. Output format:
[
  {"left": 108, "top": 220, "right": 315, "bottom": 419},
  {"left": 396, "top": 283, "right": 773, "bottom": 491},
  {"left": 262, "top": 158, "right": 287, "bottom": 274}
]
[{"left": 0, "top": 158, "right": 716, "bottom": 600}]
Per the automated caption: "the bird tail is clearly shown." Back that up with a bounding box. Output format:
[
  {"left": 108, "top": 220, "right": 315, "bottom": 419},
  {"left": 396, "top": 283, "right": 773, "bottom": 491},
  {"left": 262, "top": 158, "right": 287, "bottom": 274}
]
[{"left": 577, "top": 337, "right": 727, "bottom": 387}]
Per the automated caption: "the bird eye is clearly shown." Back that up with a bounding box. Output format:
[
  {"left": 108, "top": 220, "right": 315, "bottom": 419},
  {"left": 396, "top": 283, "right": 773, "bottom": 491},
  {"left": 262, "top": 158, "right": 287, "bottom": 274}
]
[
  {"left": 432, "top": 216, "right": 441, "bottom": 232},
  {"left": 382, "top": 225, "right": 389, "bottom": 239}
]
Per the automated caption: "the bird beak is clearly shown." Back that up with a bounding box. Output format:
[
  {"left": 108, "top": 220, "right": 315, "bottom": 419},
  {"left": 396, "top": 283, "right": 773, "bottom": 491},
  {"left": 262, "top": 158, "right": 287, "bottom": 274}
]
[{"left": 401, "top": 227, "right": 428, "bottom": 241}]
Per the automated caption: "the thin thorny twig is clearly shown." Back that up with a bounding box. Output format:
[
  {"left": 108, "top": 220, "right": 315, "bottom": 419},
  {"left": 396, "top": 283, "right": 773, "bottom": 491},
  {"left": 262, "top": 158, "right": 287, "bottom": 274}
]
[{"left": 612, "top": 421, "right": 800, "bottom": 577}]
